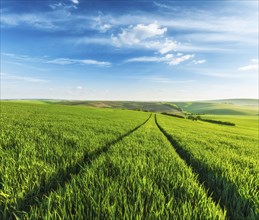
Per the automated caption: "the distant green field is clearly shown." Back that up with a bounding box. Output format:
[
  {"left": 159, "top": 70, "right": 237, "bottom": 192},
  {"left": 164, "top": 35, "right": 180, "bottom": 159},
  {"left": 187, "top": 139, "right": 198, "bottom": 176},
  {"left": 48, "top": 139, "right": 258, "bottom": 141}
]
[
  {"left": 202, "top": 115, "right": 259, "bottom": 130},
  {"left": 0, "top": 101, "right": 258, "bottom": 219},
  {"left": 56, "top": 99, "right": 259, "bottom": 115},
  {"left": 174, "top": 101, "right": 258, "bottom": 115},
  {"left": 5, "top": 100, "right": 50, "bottom": 104},
  {"left": 208, "top": 98, "right": 258, "bottom": 106},
  {"left": 6, "top": 99, "right": 258, "bottom": 116}
]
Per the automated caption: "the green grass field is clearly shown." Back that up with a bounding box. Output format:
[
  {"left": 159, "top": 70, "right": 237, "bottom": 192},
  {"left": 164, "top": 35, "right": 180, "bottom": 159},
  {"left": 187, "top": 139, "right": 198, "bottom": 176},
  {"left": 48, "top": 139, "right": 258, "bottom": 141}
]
[
  {"left": 0, "top": 101, "right": 258, "bottom": 219},
  {"left": 174, "top": 101, "right": 258, "bottom": 115},
  {"left": 8, "top": 99, "right": 258, "bottom": 116}
]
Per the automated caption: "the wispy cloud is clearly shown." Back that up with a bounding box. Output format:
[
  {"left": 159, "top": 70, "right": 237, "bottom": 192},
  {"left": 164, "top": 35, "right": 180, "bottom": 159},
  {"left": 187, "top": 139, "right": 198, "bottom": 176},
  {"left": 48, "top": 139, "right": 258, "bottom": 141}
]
[
  {"left": 128, "top": 75, "right": 195, "bottom": 84},
  {"left": 111, "top": 23, "right": 180, "bottom": 55},
  {"left": 46, "top": 58, "right": 111, "bottom": 66},
  {"left": 49, "top": 2, "right": 77, "bottom": 10},
  {"left": 112, "top": 23, "right": 167, "bottom": 46},
  {"left": 0, "top": 72, "right": 49, "bottom": 82},
  {"left": 1, "top": 1, "right": 257, "bottom": 45},
  {"left": 2, "top": 52, "right": 44, "bottom": 62},
  {"left": 73, "top": 37, "right": 111, "bottom": 45},
  {"left": 196, "top": 69, "right": 258, "bottom": 79},
  {"left": 125, "top": 53, "right": 194, "bottom": 66},
  {"left": 2, "top": 53, "right": 111, "bottom": 66},
  {"left": 193, "top": 59, "right": 206, "bottom": 65},
  {"left": 91, "top": 12, "right": 113, "bottom": 33},
  {"left": 238, "top": 65, "right": 258, "bottom": 71},
  {"left": 147, "top": 77, "right": 195, "bottom": 84},
  {"left": 1, "top": 4, "right": 79, "bottom": 31},
  {"left": 76, "top": 86, "right": 83, "bottom": 90},
  {"left": 237, "top": 59, "right": 258, "bottom": 71},
  {"left": 2, "top": 2, "right": 256, "bottom": 55},
  {"left": 153, "top": 2, "right": 176, "bottom": 10},
  {"left": 1, "top": 13, "right": 59, "bottom": 30},
  {"left": 70, "top": 0, "right": 79, "bottom": 4}
]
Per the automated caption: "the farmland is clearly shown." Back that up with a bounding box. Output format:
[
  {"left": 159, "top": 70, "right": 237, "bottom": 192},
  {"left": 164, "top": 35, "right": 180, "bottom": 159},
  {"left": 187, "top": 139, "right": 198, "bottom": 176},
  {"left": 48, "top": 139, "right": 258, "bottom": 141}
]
[{"left": 0, "top": 101, "right": 258, "bottom": 219}]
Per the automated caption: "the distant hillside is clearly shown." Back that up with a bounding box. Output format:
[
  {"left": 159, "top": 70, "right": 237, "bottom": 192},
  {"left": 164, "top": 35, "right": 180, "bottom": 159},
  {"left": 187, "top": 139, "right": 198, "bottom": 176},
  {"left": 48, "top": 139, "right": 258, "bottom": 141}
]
[
  {"left": 173, "top": 100, "right": 258, "bottom": 115},
  {"left": 57, "top": 101, "right": 183, "bottom": 114},
  {"left": 53, "top": 99, "right": 259, "bottom": 115},
  {"left": 207, "top": 99, "right": 258, "bottom": 106},
  {"left": 3, "top": 99, "right": 258, "bottom": 115}
]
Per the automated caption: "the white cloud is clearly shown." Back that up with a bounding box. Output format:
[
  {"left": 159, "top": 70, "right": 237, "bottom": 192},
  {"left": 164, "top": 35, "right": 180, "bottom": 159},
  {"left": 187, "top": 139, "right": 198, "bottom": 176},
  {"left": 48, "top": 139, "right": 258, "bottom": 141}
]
[
  {"left": 1, "top": 5, "right": 78, "bottom": 31},
  {"left": 168, "top": 54, "right": 194, "bottom": 65},
  {"left": 81, "top": 59, "right": 111, "bottom": 66},
  {"left": 110, "top": 23, "right": 180, "bottom": 55},
  {"left": 2, "top": 52, "right": 45, "bottom": 63},
  {"left": 92, "top": 13, "right": 113, "bottom": 33},
  {"left": 0, "top": 72, "right": 48, "bottom": 82},
  {"left": 98, "top": 23, "right": 112, "bottom": 33},
  {"left": 2, "top": 53, "right": 111, "bottom": 66},
  {"left": 193, "top": 59, "right": 206, "bottom": 64},
  {"left": 46, "top": 58, "right": 75, "bottom": 65},
  {"left": 128, "top": 74, "right": 195, "bottom": 84},
  {"left": 238, "top": 59, "right": 259, "bottom": 71},
  {"left": 200, "top": 72, "right": 257, "bottom": 78},
  {"left": 237, "top": 64, "right": 258, "bottom": 71},
  {"left": 153, "top": 2, "right": 175, "bottom": 10},
  {"left": 112, "top": 23, "right": 167, "bottom": 46},
  {"left": 49, "top": 2, "right": 77, "bottom": 10},
  {"left": 157, "top": 39, "right": 178, "bottom": 54},
  {"left": 2, "top": 1, "right": 257, "bottom": 51},
  {"left": 147, "top": 77, "right": 195, "bottom": 83},
  {"left": 125, "top": 56, "right": 161, "bottom": 63},
  {"left": 1, "top": 13, "right": 59, "bottom": 30},
  {"left": 125, "top": 53, "right": 194, "bottom": 66},
  {"left": 193, "top": 68, "right": 258, "bottom": 78},
  {"left": 76, "top": 86, "right": 83, "bottom": 90},
  {"left": 47, "top": 58, "right": 111, "bottom": 66},
  {"left": 73, "top": 37, "right": 111, "bottom": 45},
  {"left": 70, "top": 0, "right": 79, "bottom": 4}
]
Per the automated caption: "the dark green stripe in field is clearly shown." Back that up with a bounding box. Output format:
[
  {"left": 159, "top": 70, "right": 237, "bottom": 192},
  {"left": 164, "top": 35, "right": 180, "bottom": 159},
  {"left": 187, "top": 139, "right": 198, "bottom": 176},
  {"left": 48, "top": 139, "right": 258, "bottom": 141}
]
[
  {"left": 0, "top": 102, "right": 149, "bottom": 219},
  {"left": 12, "top": 114, "right": 152, "bottom": 217},
  {"left": 156, "top": 114, "right": 259, "bottom": 219},
  {"left": 0, "top": 102, "right": 258, "bottom": 219},
  {"left": 16, "top": 116, "right": 225, "bottom": 219}
]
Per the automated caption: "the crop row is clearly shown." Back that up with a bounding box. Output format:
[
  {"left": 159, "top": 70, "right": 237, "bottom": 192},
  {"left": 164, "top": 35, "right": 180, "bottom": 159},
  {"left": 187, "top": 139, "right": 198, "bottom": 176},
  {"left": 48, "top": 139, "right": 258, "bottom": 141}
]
[
  {"left": 1, "top": 102, "right": 257, "bottom": 219},
  {"left": 156, "top": 114, "right": 259, "bottom": 219},
  {"left": 17, "top": 115, "right": 225, "bottom": 219},
  {"left": 0, "top": 102, "right": 149, "bottom": 218}
]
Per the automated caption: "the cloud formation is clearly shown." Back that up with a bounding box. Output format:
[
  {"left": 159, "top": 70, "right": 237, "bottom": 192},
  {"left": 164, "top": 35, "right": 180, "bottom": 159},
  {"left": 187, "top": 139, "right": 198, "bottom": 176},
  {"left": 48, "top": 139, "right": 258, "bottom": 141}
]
[
  {"left": 193, "top": 59, "right": 206, "bottom": 64},
  {"left": 110, "top": 23, "right": 180, "bottom": 56},
  {"left": 47, "top": 58, "right": 111, "bottom": 66},
  {"left": 1, "top": 72, "right": 48, "bottom": 82},
  {"left": 70, "top": 0, "right": 79, "bottom": 4},
  {"left": 2, "top": 53, "right": 111, "bottom": 66},
  {"left": 112, "top": 23, "right": 167, "bottom": 46},
  {"left": 126, "top": 53, "right": 194, "bottom": 66},
  {"left": 238, "top": 59, "right": 258, "bottom": 71}
]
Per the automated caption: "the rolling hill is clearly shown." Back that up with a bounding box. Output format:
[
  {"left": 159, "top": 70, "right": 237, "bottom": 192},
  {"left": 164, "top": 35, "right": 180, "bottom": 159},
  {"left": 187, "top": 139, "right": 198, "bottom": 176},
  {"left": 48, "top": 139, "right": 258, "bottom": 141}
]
[{"left": 3, "top": 99, "right": 258, "bottom": 115}]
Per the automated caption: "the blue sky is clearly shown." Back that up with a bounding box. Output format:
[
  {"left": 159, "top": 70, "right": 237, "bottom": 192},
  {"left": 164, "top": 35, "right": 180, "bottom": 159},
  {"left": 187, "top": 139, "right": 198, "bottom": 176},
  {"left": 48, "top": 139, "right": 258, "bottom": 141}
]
[{"left": 1, "top": 0, "right": 258, "bottom": 101}]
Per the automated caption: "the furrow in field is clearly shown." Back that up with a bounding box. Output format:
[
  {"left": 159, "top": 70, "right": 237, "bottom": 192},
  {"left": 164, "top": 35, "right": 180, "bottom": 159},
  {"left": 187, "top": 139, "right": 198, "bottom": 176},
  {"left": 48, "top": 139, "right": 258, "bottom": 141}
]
[
  {"left": 21, "top": 115, "right": 225, "bottom": 219},
  {"left": 154, "top": 114, "right": 226, "bottom": 214},
  {"left": 155, "top": 114, "right": 258, "bottom": 219},
  {"left": 1, "top": 102, "right": 149, "bottom": 218},
  {"left": 8, "top": 114, "right": 152, "bottom": 217}
]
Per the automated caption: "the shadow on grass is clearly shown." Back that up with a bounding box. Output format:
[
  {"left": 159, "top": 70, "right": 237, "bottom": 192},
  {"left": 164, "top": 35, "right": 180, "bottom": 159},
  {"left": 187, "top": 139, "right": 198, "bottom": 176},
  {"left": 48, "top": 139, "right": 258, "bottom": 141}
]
[
  {"left": 155, "top": 114, "right": 257, "bottom": 220},
  {"left": 5, "top": 114, "right": 152, "bottom": 219}
]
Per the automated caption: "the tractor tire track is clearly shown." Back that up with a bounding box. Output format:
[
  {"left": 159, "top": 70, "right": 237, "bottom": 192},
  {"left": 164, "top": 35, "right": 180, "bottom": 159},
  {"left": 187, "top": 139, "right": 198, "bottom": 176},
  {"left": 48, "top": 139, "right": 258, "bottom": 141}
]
[
  {"left": 9, "top": 114, "right": 152, "bottom": 218},
  {"left": 155, "top": 114, "right": 256, "bottom": 220}
]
